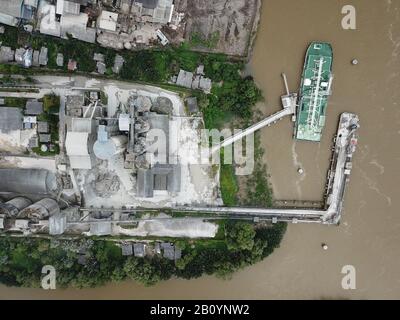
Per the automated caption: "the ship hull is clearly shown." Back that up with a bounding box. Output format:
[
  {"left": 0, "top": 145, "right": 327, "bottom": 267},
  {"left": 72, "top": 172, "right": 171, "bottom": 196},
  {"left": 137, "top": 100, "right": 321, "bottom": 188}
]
[{"left": 295, "top": 42, "right": 333, "bottom": 142}]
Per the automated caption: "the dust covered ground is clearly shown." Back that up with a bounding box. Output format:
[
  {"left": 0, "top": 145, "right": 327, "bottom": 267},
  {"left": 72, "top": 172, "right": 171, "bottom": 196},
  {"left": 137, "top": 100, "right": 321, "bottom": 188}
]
[{"left": 173, "top": 0, "right": 260, "bottom": 56}]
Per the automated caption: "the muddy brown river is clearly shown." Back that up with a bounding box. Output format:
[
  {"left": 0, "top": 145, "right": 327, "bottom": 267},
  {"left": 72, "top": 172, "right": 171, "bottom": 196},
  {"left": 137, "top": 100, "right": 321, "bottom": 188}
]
[{"left": 1, "top": 0, "right": 400, "bottom": 299}]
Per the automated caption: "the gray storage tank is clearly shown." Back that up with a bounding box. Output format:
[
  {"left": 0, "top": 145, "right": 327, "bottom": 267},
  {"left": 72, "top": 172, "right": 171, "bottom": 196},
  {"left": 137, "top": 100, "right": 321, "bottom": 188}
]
[
  {"left": 0, "top": 169, "right": 58, "bottom": 195},
  {"left": 0, "top": 197, "right": 32, "bottom": 217},
  {"left": 18, "top": 198, "right": 60, "bottom": 222}
]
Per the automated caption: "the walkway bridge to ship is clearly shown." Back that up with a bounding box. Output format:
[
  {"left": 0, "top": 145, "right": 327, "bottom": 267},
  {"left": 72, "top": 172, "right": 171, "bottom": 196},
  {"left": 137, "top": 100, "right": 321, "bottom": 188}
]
[{"left": 212, "top": 74, "right": 297, "bottom": 153}]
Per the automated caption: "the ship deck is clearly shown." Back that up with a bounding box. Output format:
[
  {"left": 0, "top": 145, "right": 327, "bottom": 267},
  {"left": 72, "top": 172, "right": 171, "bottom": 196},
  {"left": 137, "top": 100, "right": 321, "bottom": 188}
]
[{"left": 295, "top": 42, "right": 333, "bottom": 142}]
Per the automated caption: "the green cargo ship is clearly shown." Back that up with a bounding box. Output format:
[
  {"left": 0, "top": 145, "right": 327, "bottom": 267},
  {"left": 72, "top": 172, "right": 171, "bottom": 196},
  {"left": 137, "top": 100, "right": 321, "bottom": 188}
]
[{"left": 295, "top": 42, "right": 333, "bottom": 142}]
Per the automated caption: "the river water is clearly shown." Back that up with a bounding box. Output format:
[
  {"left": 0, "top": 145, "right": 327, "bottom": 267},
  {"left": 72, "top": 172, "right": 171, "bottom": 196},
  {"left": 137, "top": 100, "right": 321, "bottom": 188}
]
[{"left": 1, "top": 0, "right": 400, "bottom": 299}]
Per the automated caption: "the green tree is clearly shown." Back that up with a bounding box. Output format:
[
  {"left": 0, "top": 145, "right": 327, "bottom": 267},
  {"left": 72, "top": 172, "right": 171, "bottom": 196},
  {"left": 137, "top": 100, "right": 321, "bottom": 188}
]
[
  {"left": 226, "top": 222, "right": 256, "bottom": 251},
  {"left": 124, "top": 257, "right": 163, "bottom": 286}
]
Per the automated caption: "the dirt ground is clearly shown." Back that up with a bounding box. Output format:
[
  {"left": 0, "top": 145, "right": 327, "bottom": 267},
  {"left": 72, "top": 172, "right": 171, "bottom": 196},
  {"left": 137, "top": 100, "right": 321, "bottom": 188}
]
[{"left": 172, "top": 0, "right": 260, "bottom": 57}]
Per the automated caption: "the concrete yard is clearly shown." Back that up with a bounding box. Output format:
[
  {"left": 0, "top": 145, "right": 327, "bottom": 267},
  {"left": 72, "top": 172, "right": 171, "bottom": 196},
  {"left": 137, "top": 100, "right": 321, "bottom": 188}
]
[
  {"left": 0, "top": 156, "right": 56, "bottom": 172},
  {"left": 115, "top": 214, "right": 218, "bottom": 238}
]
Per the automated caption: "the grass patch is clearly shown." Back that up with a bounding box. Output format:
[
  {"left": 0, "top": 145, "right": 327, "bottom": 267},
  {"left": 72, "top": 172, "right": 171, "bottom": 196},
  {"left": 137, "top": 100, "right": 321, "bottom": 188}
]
[
  {"left": 190, "top": 31, "right": 220, "bottom": 49},
  {"left": 240, "top": 132, "right": 273, "bottom": 207},
  {"left": 3, "top": 97, "right": 27, "bottom": 109},
  {"left": 42, "top": 94, "right": 60, "bottom": 114},
  {"left": 220, "top": 163, "right": 238, "bottom": 207}
]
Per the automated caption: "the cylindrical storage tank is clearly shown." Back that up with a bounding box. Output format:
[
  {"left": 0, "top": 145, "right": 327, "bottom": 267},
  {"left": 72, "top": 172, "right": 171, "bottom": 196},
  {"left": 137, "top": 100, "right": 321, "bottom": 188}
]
[
  {"left": 93, "top": 135, "right": 128, "bottom": 161},
  {"left": 0, "top": 169, "right": 58, "bottom": 195},
  {"left": 18, "top": 198, "right": 60, "bottom": 222},
  {"left": 151, "top": 96, "right": 173, "bottom": 115},
  {"left": 133, "top": 96, "right": 152, "bottom": 113},
  {"left": 0, "top": 197, "right": 32, "bottom": 217}
]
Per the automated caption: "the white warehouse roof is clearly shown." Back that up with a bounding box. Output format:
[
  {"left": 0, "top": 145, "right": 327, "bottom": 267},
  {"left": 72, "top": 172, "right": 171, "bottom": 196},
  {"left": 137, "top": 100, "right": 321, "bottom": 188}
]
[
  {"left": 97, "top": 10, "right": 118, "bottom": 32},
  {"left": 65, "top": 132, "right": 92, "bottom": 169}
]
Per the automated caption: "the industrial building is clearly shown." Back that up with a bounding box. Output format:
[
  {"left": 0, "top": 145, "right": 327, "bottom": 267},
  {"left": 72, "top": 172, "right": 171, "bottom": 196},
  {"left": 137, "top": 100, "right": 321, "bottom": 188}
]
[
  {"left": 0, "top": 107, "right": 23, "bottom": 132},
  {"left": 0, "top": 169, "right": 58, "bottom": 195},
  {"left": 0, "top": 0, "right": 38, "bottom": 27},
  {"left": 0, "top": 0, "right": 180, "bottom": 49}
]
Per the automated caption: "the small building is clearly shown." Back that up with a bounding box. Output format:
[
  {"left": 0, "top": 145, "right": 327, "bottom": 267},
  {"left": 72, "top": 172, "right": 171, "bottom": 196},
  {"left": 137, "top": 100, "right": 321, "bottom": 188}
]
[
  {"left": 89, "top": 220, "right": 112, "bottom": 236},
  {"left": 0, "top": 0, "right": 23, "bottom": 27},
  {"left": 154, "top": 242, "right": 161, "bottom": 254},
  {"left": 176, "top": 69, "right": 193, "bottom": 89},
  {"left": 112, "top": 54, "right": 124, "bottom": 74},
  {"left": 156, "top": 29, "right": 169, "bottom": 46},
  {"left": 93, "top": 53, "right": 104, "bottom": 62},
  {"left": 37, "top": 121, "right": 49, "bottom": 133},
  {"left": 186, "top": 97, "right": 199, "bottom": 114},
  {"left": 133, "top": 243, "right": 146, "bottom": 257},
  {"left": 25, "top": 100, "right": 43, "bottom": 115},
  {"left": 56, "top": 53, "right": 64, "bottom": 67},
  {"left": 196, "top": 65, "right": 205, "bottom": 75},
  {"left": 60, "top": 12, "right": 96, "bottom": 43},
  {"left": 39, "top": 47, "right": 48, "bottom": 66},
  {"left": 199, "top": 77, "right": 212, "bottom": 93},
  {"left": 23, "top": 116, "right": 37, "bottom": 129},
  {"left": 121, "top": 243, "right": 133, "bottom": 256},
  {"left": 57, "top": 0, "right": 81, "bottom": 15},
  {"left": 39, "top": 4, "right": 61, "bottom": 37},
  {"left": 191, "top": 75, "right": 200, "bottom": 90},
  {"left": 161, "top": 242, "right": 175, "bottom": 260},
  {"left": 96, "top": 61, "right": 106, "bottom": 74},
  {"left": 39, "top": 134, "right": 51, "bottom": 143},
  {"left": 49, "top": 212, "right": 67, "bottom": 235},
  {"left": 14, "top": 47, "right": 32, "bottom": 67},
  {"left": 0, "top": 215, "right": 4, "bottom": 229},
  {"left": 0, "top": 46, "right": 15, "bottom": 63},
  {"left": 89, "top": 91, "right": 99, "bottom": 100},
  {"left": 133, "top": 0, "right": 174, "bottom": 25},
  {"left": 15, "top": 48, "right": 27, "bottom": 65},
  {"left": 97, "top": 10, "right": 118, "bottom": 32},
  {"left": 28, "top": 136, "right": 38, "bottom": 148},
  {"left": 32, "top": 50, "right": 40, "bottom": 66}
]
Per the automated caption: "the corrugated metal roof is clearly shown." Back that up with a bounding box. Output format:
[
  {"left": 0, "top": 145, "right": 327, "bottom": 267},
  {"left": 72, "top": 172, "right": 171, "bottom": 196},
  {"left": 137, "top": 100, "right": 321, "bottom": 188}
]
[
  {"left": 0, "top": 107, "right": 22, "bottom": 132},
  {"left": 0, "top": 169, "right": 58, "bottom": 194},
  {"left": 69, "top": 155, "right": 92, "bottom": 169},
  {"left": 0, "top": 0, "right": 23, "bottom": 18},
  {"left": 90, "top": 220, "right": 112, "bottom": 236},
  {"left": 136, "top": 0, "right": 159, "bottom": 9},
  {"left": 25, "top": 100, "right": 43, "bottom": 115},
  {"left": 97, "top": 10, "right": 118, "bottom": 32},
  {"left": 66, "top": 131, "right": 89, "bottom": 156}
]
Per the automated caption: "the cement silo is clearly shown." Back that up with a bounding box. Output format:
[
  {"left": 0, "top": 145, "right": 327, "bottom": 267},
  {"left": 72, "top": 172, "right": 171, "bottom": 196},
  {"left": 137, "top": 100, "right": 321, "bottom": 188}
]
[
  {"left": 0, "top": 169, "right": 58, "bottom": 195},
  {"left": 0, "top": 197, "right": 32, "bottom": 217},
  {"left": 93, "top": 125, "right": 128, "bottom": 161},
  {"left": 18, "top": 198, "right": 60, "bottom": 222}
]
